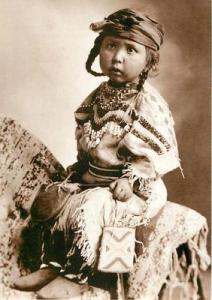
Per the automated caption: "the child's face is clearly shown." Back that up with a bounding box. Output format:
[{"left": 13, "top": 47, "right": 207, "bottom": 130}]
[{"left": 99, "top": 36, "right": 147, "bottom": 85}]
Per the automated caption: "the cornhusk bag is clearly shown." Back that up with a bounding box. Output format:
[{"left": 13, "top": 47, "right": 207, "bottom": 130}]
[{"left": 98, "top": 226, "right": 136, "bottom": 273}]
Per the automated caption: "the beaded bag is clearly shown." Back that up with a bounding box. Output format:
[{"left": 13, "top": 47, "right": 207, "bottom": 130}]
[{"left": 98, "top": 226, "right": 136, "bottom": 273}]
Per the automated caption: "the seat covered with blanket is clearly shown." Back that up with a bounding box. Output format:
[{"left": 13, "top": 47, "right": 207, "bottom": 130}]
[{"left": 0, "top": 117, "right": 210, "bottom": 300}]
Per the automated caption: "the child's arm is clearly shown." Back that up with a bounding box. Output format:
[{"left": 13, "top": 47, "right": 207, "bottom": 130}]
[
  {"left": 110, "top": 177, "right": 166, "bottom": 219},
  {"left": 9, "top": 267, "right": 60, "bottom": 291}
]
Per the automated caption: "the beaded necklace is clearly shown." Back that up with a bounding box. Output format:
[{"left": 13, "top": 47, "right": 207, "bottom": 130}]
[
  {"left": 80, "top": 81, "right": 140, "bottom": 149},
  {"left": 84, "top": 120, "right": 127, "bottom": 149},
  {"left": 76, "top": 81, "right": 140, "bottom": 115},
  {"left": 95, "top": 82, "right": 139, "bottom": 117}
]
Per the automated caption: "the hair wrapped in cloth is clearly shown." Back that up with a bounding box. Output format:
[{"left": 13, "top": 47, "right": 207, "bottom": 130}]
[{"left": 90, "top": 8, "right": 164, "bottom": 51}]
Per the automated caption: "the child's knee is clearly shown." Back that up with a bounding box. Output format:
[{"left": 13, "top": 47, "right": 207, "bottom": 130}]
[
  {"left": 81, "top": 188, "right": 113, "bottom": 223},
  {"left": 83, "top": 188, "right": 112, "bottom": 207},
  {"left": 91, "top": 188, "right": 111, "bottom": 200}
]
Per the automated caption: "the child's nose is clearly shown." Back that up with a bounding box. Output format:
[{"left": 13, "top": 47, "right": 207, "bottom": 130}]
[{"left": 112, "top": 49, "right": 125, "bottom": 63}]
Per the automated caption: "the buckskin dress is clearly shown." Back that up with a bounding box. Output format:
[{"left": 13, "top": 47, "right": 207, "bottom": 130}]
[{"left": 0, "top": 81, "right": 210, "bottom": 300}]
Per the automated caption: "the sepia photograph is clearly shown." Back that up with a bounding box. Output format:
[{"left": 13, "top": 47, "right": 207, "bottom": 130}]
[{"left": 0, "top": 0, "right": 210, "bottom": 299}]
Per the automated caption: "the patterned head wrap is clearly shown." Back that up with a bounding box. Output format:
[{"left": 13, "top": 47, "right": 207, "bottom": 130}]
[{"left": 90, "top": 8, "right": 164, "bottom": 51}]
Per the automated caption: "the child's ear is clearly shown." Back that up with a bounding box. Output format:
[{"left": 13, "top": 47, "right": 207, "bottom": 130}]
[{"left": 148, "top": 64, "right": 159, "bottom": 77}]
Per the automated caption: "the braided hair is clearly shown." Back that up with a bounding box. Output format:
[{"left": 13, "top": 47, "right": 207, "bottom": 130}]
[
  {"left": 137, "top": 48, "right": 160, "bottom": 91},
  {"left": 85, "top": 33, "right": 105, "bottom": 77}
]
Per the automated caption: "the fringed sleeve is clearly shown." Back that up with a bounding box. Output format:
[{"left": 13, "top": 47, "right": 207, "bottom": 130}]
[{"left": 118, "top": 82, "right": 182, "bottom": 190}]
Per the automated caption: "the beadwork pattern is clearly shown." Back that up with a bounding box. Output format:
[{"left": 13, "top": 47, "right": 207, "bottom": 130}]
[
  {"left": 84, "top": 120, "right": 126, "bottom": 149},
  {"left": 131, "top": 129, "right": 163, "bottom": 154},
  {"left": 130, "top": 110, "right": 171, "bottom": 151},
  {"left": 76, "top": 81, "right": 171, "bottom": 154},
  {"left": 92, "top": 105, "right": 131, "bottom": 126},
  {"left": 139, "top": 116, "right": 171, "bottom": 151},
  {"left": 95, "top": 82, "right": 138, "bottom": 117}
]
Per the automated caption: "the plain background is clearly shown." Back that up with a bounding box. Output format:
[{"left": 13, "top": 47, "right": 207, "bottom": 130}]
[{"left": 0, "top": 0, "right": 210, "bottom": 246}]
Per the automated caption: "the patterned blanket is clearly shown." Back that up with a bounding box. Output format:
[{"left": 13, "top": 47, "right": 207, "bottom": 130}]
[{"left": 0, "top": 117, "right": 210, "bottom": 300}]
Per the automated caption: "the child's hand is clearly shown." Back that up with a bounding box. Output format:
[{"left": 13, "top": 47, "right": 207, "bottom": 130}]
[{"left": 110, "top": 178, "right": 133, "bottom": 202}]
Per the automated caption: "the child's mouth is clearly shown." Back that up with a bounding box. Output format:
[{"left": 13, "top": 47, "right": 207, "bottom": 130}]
[{"left": 110, "top": 67, "right": 123, "bottom": 75}]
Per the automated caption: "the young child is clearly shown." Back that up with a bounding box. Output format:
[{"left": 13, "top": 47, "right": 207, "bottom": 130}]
[{"left": 10, "top": 8, "right": 182, "bottom": 296}]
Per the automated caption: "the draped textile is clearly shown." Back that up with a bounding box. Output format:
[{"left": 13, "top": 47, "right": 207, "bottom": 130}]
[{"left": 0, "top": 116, "right": 210, "bottom": 300}]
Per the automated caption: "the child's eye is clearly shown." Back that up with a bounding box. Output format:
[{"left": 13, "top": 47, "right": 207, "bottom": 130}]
[
  {"left": 106, "top": 42, "right": 116, "bottom": 49},
  {"left": 127, "top": 47, "right": 136, "bottom": 54}
]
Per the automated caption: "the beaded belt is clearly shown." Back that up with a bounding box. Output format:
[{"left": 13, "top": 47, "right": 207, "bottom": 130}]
[{"left": 88, "top": 162, "right": 123, "bottom": 179}]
